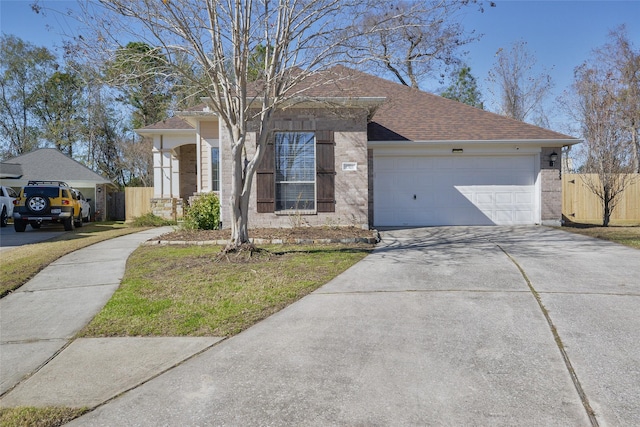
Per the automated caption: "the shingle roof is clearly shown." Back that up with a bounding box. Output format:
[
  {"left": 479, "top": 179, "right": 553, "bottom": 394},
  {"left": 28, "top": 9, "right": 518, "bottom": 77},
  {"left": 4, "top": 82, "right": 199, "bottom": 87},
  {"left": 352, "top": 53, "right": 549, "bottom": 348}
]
[
  {"left": 4, "top": 149, "right": 113, "bottom": 184},
  {"left": 299, "top": 66, "right": 578, "bottom": 142},
  {"left": 141, "top": 66, "right": 579, "bottom": 143},
  {"left": 139, "top": 116, "right": 195, "bottom": 131},
  {"left": 0, "top": 162, "right": 23, "bottom": 179}
]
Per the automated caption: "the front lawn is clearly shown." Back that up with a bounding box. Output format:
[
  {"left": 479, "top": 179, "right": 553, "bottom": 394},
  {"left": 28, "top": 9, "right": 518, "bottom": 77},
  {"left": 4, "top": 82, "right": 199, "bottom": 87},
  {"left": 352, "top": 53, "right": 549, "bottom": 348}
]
[{"left": 79, "top": 243, "right": 373, "bottom": 337}]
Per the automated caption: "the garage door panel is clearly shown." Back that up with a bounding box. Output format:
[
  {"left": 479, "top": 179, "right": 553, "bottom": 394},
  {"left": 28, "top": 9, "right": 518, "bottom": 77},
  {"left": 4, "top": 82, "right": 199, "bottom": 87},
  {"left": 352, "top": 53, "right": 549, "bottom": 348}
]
[
  {"left": 374, "top": 155, "right": 537, "bottom": 226},
  {"left": 495, "top": 192, "right": 513, "bottom": 204},
  {"left": 515, "top": 192, "right": 534, "bottom": 204},
  {"left": 495, "top": 210, "right": 516, "bottom": 223}
]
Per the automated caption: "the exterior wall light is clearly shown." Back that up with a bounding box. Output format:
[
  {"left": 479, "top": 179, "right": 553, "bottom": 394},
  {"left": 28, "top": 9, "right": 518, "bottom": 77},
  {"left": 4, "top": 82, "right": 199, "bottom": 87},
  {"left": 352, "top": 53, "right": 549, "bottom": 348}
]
[{"left": 549, "top": 151, "right": 558, "bottom": 167}]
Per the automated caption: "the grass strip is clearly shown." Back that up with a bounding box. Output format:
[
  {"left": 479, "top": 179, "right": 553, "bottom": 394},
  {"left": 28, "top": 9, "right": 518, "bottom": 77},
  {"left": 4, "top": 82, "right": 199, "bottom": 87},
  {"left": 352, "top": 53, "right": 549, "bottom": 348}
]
[
  {"left": 560, "top": 225, "right": 640, "bottom": 249},
  {"left": 0, "top": 406, "right": 88, "bottom": 427},
  {"left": 79, "top": 243, "right": 373, "bottom": 337},
  {"left": 0, "top": 223, "right": 149, "bottom": 298}
]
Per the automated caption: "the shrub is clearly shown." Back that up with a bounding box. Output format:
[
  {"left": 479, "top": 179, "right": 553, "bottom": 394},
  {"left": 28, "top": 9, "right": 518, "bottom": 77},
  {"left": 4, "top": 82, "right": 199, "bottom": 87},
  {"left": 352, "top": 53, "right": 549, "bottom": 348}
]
[
  {"left": 131, "top": 212, "right": 176, "bottom": 227},
  {"left": 184, "top": 192, "right": 221, "bottom": 230}
]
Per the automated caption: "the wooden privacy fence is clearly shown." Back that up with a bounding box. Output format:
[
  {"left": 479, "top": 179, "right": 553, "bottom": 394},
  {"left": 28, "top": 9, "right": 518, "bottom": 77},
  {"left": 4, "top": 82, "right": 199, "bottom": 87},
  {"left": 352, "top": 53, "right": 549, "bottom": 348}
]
[
  {"left": 125, "top": 187, "right": 154, "bottom": 221},
  {"left": 563, "top": 174, "right": 640, "bottom": 224}
]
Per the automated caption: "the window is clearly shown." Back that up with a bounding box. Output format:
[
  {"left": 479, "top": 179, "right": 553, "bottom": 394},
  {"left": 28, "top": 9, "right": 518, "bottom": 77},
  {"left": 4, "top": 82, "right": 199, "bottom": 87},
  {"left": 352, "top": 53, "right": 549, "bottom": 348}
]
[
  {"left": 211, "top": 147, "right": 220, "bottom": 192},
  {"left": 256, "top": 129, "right": 334, "bottom": 214},
  {"left": 275, "top": 132, "right": 315, "bottom": 211}
]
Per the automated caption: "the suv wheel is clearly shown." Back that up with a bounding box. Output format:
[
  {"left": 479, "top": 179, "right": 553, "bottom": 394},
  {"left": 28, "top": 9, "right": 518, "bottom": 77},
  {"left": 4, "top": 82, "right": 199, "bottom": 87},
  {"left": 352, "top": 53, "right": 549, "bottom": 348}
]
[
  {"left": 63, "top": 216, "right": 75, "bottom": 231},
  {"left": 0, "top": 207, "right": 7, "bottom": 227},
  {"left": 14, "top": 219, "right": 27, "bottom": 232},
  {"left": 26, "top": 195, "right": 49, "bottom": 213}
]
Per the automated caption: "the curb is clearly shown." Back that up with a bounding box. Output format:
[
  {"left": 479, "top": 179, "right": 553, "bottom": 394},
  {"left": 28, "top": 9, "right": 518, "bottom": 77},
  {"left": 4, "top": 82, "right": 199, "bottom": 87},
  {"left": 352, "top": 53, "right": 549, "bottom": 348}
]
[{"left": 143, "top": 231, "right": 381, "bottom": 246}]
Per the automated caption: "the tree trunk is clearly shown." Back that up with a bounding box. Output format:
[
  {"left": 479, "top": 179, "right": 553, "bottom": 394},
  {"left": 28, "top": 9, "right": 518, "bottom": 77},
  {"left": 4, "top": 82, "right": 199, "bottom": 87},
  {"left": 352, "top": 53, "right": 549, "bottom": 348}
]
[
  {"left": 602, "top": 187, "right": 611, "bottom": 227},
  {"left": 228, "top": 141, "right": 250, "bottom": 249}
]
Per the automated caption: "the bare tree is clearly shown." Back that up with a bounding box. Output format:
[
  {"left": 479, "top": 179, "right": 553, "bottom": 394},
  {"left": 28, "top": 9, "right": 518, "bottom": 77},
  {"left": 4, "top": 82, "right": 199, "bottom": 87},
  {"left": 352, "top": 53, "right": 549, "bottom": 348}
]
[
  {"left": 595, "top": 25, "right": 640, "bottom": 173},
  {"left": 571, "top": 60, "right": 636, "bottom": 227},
  {"left": 351, "top": 0, "right": 491, "bottom": 89},
  {"left": 67, "top": 0, "right": 397, "bottom": 250},
  {"left": 487, "top": 40, "right": 553, "bottom": 124},
  {"left": 106, "top": 41, "right": 172, "bottom": 129}
]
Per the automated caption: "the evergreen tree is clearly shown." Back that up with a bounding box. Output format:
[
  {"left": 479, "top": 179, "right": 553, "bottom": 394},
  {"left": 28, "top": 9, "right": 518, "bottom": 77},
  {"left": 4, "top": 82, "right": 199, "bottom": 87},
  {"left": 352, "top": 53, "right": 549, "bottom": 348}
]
[{"left": 441, "top": 65, "right": 483, "bottom": 108}]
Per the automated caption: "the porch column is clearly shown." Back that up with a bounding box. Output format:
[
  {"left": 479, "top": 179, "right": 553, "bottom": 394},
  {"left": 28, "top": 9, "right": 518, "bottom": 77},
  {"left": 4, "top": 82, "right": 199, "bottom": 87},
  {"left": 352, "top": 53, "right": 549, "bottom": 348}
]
[
  {"left": 152, "top": 141, "right": 163, "bottom": 198},
  {"left": 152, "top": 135, "right": 173, "bottom": 198},
  {"left": 171, "top": 149, "right": 180, "bottom": 198}
]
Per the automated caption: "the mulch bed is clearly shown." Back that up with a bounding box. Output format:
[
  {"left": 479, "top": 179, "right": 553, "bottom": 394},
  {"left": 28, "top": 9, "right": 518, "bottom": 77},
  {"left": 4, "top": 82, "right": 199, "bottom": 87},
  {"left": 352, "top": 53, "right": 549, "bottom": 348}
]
[{"left": 153, "top": 226, "right": 379, "bottom": 244}]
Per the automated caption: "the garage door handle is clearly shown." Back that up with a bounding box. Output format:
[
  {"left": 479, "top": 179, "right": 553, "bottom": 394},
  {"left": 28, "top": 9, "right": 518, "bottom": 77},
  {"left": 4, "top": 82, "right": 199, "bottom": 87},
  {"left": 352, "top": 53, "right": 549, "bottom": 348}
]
[{"left": 413, "top": 194, "right": 417, "bottom": 200}]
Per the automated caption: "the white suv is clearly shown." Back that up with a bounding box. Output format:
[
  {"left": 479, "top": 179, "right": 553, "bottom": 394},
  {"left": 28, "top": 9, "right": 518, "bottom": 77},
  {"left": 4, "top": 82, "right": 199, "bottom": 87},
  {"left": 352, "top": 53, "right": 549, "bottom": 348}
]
[
  {"left": 72, "top": 189, "right": 91, "bottom": 223},
  {"left": 0, "top": 185, "right": 18, "bottom": 227}
]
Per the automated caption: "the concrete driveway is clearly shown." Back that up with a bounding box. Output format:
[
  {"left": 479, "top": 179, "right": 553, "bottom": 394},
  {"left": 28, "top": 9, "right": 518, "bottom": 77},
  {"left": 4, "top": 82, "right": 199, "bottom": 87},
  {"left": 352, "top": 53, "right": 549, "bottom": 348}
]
[
  {"left": 67, "top": 226, "right": 640, "bottom": 426},
  {"left": 0, "top": 223, "right": 65, "bottom": 252}
]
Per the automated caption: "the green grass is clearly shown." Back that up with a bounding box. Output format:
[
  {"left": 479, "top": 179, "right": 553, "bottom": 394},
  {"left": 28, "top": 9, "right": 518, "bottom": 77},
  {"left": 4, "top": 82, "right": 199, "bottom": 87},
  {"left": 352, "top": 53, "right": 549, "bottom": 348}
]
[
  {"left": 79, "top": 243, "right": 373, "bottom": 337},
  {"left": 0, "top": 407, "right": 88, "bottom": 427},
  {"left": 0, "top": 222, "right": 152, "bottom": 298},
  {"left": 560, "top": 224, "right": 640, "bottom": 249},
  {"left": 129, "top": 212, "right": 176, "bottom": 227}
]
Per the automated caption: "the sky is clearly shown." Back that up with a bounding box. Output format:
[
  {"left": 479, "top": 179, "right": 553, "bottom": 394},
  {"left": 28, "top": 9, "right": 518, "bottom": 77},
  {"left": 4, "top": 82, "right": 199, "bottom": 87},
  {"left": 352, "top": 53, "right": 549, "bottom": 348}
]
[{"left": 1, "top": 0, "right": 639, "bottom": 134}]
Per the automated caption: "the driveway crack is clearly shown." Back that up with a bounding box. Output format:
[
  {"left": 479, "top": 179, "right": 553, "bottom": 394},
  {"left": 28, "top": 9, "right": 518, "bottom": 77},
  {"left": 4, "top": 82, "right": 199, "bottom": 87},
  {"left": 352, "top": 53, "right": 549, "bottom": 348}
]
[{"left": 495, "top": 243, "right": 599, "bottom": 427}]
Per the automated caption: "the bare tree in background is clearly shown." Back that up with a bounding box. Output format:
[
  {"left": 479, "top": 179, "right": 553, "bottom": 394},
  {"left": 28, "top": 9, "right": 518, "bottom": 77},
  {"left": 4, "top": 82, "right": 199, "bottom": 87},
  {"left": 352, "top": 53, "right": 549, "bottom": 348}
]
[
  {"left": 570, "top": 58, "right": 636, "bottom": 227},
  {"left": 65, "top": 0, "right": 407, "bottom": 250},
  {"left": 351, "top": 0, "right": 491, "bottom": 89},
  {"left": 595, "top": 25, "right": 640, "bottom": 173},
  {"left": 487, "top": 40, "right": 553, "bottom": 124}
]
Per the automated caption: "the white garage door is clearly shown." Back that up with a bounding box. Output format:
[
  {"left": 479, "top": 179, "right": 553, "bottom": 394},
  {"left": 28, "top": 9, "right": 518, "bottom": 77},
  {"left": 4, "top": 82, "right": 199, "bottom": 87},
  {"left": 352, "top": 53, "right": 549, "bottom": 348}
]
[{"left": 373, "top": 155, "right": 538, "bottom": 226}]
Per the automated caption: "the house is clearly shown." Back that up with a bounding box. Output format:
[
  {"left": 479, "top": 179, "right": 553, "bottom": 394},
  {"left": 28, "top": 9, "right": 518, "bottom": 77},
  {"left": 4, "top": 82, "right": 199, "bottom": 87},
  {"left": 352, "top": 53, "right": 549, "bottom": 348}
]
[
  {"left": 137, "top": 66, "right": 580, "bottom": 228},
  {"left": 0, "top": 149, "right": 116, "bottom": 221}
]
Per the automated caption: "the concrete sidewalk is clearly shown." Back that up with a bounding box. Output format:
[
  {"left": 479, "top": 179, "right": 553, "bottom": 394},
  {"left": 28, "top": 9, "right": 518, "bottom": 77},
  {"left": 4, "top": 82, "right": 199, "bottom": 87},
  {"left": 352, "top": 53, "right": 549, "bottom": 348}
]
[{"left": 0, "top": 227, "right": 220, "bottom": 403}]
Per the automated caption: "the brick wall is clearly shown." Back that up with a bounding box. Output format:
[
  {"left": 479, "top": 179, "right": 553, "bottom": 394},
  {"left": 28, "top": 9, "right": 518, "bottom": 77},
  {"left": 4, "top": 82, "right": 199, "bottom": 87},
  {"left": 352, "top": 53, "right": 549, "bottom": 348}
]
[
  {"left": 540, "top": 147, "right": 562, "bottom": 225},
  {"left": 220, "top": 107, "right": 370, "bottom": 229}
]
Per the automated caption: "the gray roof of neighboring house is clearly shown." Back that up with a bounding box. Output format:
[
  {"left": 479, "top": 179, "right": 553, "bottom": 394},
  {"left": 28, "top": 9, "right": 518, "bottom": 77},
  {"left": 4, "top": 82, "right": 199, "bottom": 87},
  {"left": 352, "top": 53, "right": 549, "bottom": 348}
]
[
  {"left": 0, "top": 162, "right": 23, "bottom": 179},
  {"left": 2, "top": 149, "right": 114, "bottom": 186}
]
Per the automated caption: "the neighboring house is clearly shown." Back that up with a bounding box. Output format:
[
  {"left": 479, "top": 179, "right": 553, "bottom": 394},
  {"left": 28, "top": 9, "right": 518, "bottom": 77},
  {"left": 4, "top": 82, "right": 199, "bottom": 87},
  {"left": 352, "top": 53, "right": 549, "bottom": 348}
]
[
  {"left": 0, "top": 162, "right": 23, "bottom": 179},
  {"left": 0, "top": 149, "right": 116, "bottom": 221},
  {"left": 137, "top": 66, "right": 580, "bottom": 228}
]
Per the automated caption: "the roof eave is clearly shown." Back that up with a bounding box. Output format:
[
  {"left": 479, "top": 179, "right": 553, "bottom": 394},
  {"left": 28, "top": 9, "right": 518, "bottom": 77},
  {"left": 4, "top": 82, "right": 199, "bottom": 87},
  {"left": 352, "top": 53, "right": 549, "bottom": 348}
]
[
  {"left": 136, "top": 128, "right": 197, "bottom": 135},
  {"left": 368, "top": 138, "right": 582, "bottom": 147}
]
